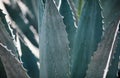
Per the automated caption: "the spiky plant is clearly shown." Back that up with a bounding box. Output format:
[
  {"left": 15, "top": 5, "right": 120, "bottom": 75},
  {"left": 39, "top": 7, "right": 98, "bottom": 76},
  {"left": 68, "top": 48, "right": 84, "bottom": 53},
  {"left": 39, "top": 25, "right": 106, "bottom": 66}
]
[{"left": 0, "top": 0, "right": 120, "bottom": 78}]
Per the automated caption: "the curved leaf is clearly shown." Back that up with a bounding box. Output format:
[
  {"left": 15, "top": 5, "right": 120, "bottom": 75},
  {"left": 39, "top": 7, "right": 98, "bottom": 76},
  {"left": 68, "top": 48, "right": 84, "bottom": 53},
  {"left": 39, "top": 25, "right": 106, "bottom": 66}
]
[
  {"left": 85, "top": 20, "right": 120, "bottom": 78},
  {"left": 0, "top": 43, "right": 29, "bottom": 78},
  {"left": 85, "top": 0, "right": 120, "bottom": 77},
  {"left": 39, "top": 0, "right": 70, "bottom": 77},
  {"left": 71, "top": 0, "right": 102, "bottom": 77},
  {"left": 0, "top": 17, "right": 18, "bottom": 58}
]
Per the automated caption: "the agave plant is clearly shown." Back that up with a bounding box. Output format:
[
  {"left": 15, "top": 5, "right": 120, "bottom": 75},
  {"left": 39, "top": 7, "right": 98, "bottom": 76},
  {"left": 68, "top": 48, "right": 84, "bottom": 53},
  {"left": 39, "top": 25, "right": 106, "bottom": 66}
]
[{"left": 0, "top": 0, "right": 120, "bottom": 78}]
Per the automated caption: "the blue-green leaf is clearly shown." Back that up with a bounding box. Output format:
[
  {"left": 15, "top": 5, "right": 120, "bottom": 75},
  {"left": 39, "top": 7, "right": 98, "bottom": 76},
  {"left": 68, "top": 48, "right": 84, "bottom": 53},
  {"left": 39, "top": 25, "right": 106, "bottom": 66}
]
[
  {"left": 0, "top": 17, "right": 18, "bottom": 58},
  {"left": 71, "top": 0, "right": 102, "bottom": 77},
  {"left": 85, "top": 19, "right": 120, "bottom": 78},
  {"left": 0, "top": 43, "right": 29, "bottom": 78},
  {"left": 85, "top": 0, "right": 120, "bottom": 77},
  {"left": 39, "top": 0, "right": 70, "bottom": 77}
]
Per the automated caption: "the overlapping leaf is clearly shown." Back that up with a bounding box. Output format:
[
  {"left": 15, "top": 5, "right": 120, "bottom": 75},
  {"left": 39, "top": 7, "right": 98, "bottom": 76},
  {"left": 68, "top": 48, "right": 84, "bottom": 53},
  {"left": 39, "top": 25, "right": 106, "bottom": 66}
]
[
  {"left": 85, "top": 0, "right": 120, "bottom": 77},
  {"left": 71, "top": 0, "right": 102, "bottom": 78},
  {"left": 0, "top": 17, "right": 18, "bottom": 58},
  {"left": 0, "top": 1, "right": 39, "bottom": 78},
  {"left": 0, "top": 43, "right": 29, "bottom": 78}
]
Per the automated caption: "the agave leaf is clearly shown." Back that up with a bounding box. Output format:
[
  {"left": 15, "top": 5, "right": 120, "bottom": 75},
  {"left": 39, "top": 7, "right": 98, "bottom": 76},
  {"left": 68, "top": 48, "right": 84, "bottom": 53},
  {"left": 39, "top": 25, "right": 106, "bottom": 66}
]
[
  {"left": 85, "top": 20, "right": 120, "bottom": 78},
  {"left": 0, "top": 43, "right": 29, "bottom": 78},
  {"left": 106, "top": 31, "right": 120, "bottom": 78},
  {"left": 71, "top": 0, "right": 102, "bottom": 78},
  {"left": 39, "top": 0, "right": 70, "bottom": 77},
  {"left": 0, "top": 17, "right": 18, "bottom": 58},
  {"left": 85, "top": 0, "right": 120, "bottom": 77},
  {"left": 60, "top": 0, "right": 76, "bottom": 49},
  {"left": 0, "top": 10, "right": 17, "bottom": 78}
]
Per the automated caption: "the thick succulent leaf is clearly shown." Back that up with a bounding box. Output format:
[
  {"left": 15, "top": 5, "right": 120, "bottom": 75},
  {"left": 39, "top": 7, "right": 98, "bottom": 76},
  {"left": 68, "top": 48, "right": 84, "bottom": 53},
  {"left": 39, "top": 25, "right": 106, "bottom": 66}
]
[
  {"left": 39, "top": 0, "right": 70, "bottom": 77},
  {"left": 106, "top": 31, "right": 120, "bottom": 78},
  {"left": 60, "top": 0, "right": 76, "bottom": 49},
  {"left": 0, "top": 18, "right": 18, "bottom": 58},
  {"left": 85, "top": 20, "right": 120, "bottom": 78},
  {"left": 71, "top": 0, "right": 102, "bottom": 78},
  {"left": 20, "top": 40, "right": 39, "bottom": 78},
  {"left": 0, "top": 43, "right": 29, "bottom": 78},
  {"left": 85, "top": 0, "right": 120, "bottom": 77}
]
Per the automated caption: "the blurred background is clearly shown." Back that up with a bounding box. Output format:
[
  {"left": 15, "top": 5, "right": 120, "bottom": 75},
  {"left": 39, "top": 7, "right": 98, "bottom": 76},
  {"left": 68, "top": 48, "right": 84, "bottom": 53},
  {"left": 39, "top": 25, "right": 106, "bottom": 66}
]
[{"left": 0, "top": 0, "right": 39, "bottom": 78}]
